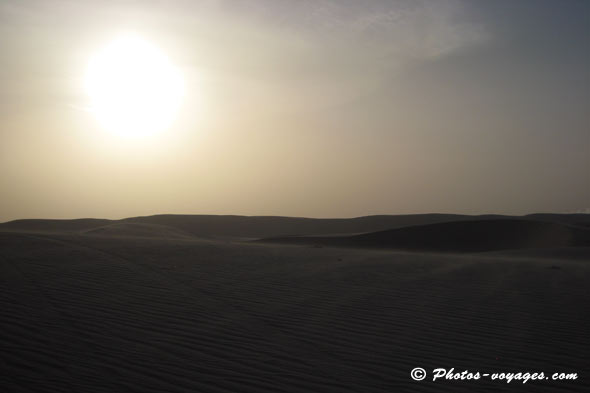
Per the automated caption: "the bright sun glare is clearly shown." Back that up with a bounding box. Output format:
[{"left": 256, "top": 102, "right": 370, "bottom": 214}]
[{"left": 85, "top": 35, "right": 184, "bottom": 138}]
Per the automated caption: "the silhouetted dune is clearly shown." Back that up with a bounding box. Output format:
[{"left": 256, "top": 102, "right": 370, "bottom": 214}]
[
  {"left": 124, "top": 213, "right": 483, "bottom": 238},
  {"left": 0, "top": 214, "right": 590, "bottom": 245},
  {"left": 259, "top": 219, "right": 590, "bottom": 252},
  {"left": 0, "top": 214, "right": 481, "bottom": 237},
  {"left": 3, "top": 213, "right": 588, "bottom": 239}
]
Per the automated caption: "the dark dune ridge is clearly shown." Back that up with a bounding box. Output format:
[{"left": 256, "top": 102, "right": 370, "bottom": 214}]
[
  {"left": 259, "top": 219, "right": 590, "bottom": 252},
  {"left": 0, "top": 228, "right": 589, "bottom": 393},
  {"left": 2, "top": 213, "right": 589, "bottom": 239}
]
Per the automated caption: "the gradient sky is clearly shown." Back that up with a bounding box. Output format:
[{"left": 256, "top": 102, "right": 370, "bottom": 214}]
[{"left": 1, "top": 0, "right": 589, "bottom": 221}]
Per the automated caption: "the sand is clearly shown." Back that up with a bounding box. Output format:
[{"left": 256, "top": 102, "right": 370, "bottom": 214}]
[
  {"left": 0, "top": 215, "right": 589, "bottom": 392},
  {"left": 260, "top": 219, "right": 590, "bottom": 252}
]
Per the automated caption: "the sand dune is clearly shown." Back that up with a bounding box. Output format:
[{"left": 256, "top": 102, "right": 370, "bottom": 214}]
[
  {"left": 2, "top": 213, "right": 589, "bottom": 239},
  {"left": 123, "top": 213, "right": 488, "bottom": 238},
  {"left": 83, "top": 222, "right": 193, "bottom": 239},
  {"left": 260, "top": 219, "right": 590, "bottom": 252},
  {"left": 0, "top": 229, "right": 588, "bottom": 392}
]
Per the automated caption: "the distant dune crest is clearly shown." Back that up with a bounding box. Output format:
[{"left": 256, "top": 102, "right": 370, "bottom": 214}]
[{"left": 1, "top": 213, "right": 589, "bottom": 253}]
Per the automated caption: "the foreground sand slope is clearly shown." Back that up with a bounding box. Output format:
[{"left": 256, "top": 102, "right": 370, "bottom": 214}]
[{"left": 1, "top": 230, "right": 588, "bottom": 392}]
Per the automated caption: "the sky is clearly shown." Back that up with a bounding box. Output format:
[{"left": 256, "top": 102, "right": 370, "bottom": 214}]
[{"left": 0, "top": 0, "right": 588, "bottom": 221}]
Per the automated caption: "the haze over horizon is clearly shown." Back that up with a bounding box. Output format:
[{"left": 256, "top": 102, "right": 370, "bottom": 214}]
[{"left": 1, "top": 0, "right": 589, "bottom": 222}]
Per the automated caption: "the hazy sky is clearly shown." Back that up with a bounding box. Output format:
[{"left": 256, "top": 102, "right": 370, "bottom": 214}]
[{"left": 1, "top": 0, "right": 589, "bottom": 221}]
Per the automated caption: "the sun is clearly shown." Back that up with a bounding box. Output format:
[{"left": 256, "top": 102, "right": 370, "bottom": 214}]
[{"left": 85, "top": 35, "right": 184, "bottom": 137}]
